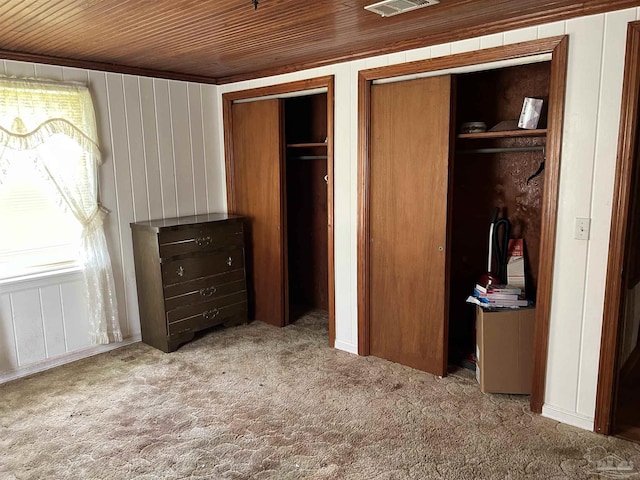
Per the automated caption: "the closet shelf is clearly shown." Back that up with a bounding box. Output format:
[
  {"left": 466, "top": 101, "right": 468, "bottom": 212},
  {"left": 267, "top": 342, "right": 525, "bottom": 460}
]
[
  {"left": 286, "top": 142, "right": 327, "bottom": 148},
  {"left": 456, "top": 129, "right": 546, "bottom": 140}
]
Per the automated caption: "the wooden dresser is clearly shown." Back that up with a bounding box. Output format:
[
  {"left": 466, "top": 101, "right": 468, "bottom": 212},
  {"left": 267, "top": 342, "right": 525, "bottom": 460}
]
[{"left": 130, "top": 213, "right": 248, "bottom": 352}]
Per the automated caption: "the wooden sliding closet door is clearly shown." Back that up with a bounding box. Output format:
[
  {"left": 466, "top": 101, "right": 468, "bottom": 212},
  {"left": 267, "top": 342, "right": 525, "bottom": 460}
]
[
  {"left": 231, "top": 99, "right": 287, "bottom": 327},
  {"left": 369, "top": 76, "right": 453, "bottom": 376}
]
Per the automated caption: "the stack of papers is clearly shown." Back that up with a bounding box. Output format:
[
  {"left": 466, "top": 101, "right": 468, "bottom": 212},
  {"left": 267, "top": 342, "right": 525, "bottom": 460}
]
[{"left": 466, "top": 283, "right": 530, "bottom": 308}]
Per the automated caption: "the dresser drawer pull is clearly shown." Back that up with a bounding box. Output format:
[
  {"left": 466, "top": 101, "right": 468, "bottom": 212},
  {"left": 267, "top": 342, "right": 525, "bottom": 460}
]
[
  {"left": 203, "top": 308, "right": 220, "bottom": 320},
  {"left": 226, "top": 256, "right": 233, "bottom": 267},
  {"left": 195, "top": 236, "right": 212, "bottom": 247},
  {"left": 199, "top": 286, "right": 217, "bottom": 297},
  {"left": 176, "top": 266, "right": 185, "bottom": 277}
]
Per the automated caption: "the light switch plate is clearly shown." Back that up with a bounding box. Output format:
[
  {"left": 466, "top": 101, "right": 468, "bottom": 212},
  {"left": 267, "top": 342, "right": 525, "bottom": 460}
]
[{"left": 575, "top": 217, "right": 591, "bottom": 240}]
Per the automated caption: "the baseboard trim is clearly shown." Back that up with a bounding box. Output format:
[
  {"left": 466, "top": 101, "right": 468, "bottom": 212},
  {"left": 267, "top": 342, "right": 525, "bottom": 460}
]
[
  {"left": 0, "top": 334, "right": 142, "bottom": 384},
  {"left": 542, "top": 404, "right": 595, "bottom": 431},
  {"left": 334, "top": 340, "right": 358, "bottom": 355}
]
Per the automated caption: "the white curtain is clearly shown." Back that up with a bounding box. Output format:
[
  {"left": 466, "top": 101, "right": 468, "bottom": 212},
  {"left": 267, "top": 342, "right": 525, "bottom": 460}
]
[{"left": 0, "top": 77, "right": 122, "bottom": 344}]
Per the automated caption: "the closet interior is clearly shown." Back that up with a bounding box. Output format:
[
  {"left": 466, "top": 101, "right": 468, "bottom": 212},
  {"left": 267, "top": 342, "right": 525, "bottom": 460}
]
[
  {"left": 284, "top": 93, "right": 329, "bottom": 322},
  {"left": 448, "top": 61, "right": 551, "bottom": 368}
]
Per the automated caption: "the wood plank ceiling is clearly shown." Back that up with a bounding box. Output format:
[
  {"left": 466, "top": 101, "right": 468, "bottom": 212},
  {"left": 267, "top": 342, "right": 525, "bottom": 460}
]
[{"left": 0, "top": 0, "right": 638, "bottom": 84}]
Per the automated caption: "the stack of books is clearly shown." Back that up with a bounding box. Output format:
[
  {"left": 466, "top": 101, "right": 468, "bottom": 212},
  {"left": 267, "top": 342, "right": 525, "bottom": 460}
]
[{"left": 468, "top": 283, "right": 530, "bottom": 308}]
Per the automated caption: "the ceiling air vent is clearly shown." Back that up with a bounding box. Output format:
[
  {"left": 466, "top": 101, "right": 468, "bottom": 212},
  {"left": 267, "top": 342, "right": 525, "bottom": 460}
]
[{"left": 364, "top": 0, "right": 440, "bottom": 17}]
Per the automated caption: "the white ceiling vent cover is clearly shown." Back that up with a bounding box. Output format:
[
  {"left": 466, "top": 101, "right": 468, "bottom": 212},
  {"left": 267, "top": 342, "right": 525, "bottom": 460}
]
[{"left": 364, "top": 0, "right": 440, "bottom": 17}]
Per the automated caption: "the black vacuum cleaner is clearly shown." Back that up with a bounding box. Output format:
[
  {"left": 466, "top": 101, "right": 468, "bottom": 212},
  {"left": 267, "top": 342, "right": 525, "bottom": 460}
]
[{"left": 478, "top": 207, "right": 511, "bottom": 287}]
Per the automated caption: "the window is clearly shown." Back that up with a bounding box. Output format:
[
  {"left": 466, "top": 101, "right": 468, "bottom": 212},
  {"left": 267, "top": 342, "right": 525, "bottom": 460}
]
[
  {"left": 0, "top": 80, "right": 96, "bottom": 280},
  {"left": 0, "top": 77, "right": 122, "bottom": 343},
  {"left": 0, "top": 143, "right": 83, "bottom": 279}
]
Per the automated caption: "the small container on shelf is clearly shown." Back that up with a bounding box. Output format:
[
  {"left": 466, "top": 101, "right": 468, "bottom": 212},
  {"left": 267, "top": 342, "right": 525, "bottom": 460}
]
[{"left": 460, "top": 121, "right": 487, "bottom": 134}]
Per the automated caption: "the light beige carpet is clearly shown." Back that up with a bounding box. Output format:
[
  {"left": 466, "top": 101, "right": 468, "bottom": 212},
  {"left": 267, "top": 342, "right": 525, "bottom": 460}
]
[{"left": 1, "top": 310, "right": 639, "bottom": 479}]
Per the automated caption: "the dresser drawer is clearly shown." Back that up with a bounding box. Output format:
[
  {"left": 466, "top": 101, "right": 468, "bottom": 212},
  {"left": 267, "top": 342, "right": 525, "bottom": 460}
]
[
  {"left": 159, "top": 222, "right": 243, "bottom": 258},
  {"left": 164, "top": 271, "right": 246, "bottom": 311},
  {"left": 168, "top": 301, "right": 247, "bottom": 336},
  {"left": 162, "top": 248, "right": 244, "bottom": 285},
  {"left": 167, "top": 291, "right": 247, "bottom": 323},
  {"left": 167, "top": 294, "right": 248, "bottom": 333}
]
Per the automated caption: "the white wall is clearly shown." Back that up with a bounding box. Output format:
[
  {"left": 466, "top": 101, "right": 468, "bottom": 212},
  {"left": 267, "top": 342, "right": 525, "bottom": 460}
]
[
  {"left": 0, "top": 60, "right": 224, "bottom": 382},
  {"left": 217, "top": 7, "right": 640, "bottom": 430}
]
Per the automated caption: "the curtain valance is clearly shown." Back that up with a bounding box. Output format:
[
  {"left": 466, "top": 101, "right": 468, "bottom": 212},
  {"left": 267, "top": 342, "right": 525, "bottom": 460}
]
[{"left": 0, "top": 78, "right": 101, "bottom": 161}]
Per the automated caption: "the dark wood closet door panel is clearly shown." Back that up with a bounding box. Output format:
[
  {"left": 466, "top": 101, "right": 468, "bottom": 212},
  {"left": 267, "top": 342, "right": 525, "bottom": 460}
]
[
  {"left": 231, "top": 99, "right": 285, "bottom": 327},
  {"left": 369, "top": 76, "right": 452, "bottom": 376}
]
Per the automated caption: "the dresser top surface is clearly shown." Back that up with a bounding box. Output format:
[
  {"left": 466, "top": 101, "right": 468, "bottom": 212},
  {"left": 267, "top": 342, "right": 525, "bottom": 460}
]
[{"left": 131, "top": 213, "right": 244, "bottom": 231}]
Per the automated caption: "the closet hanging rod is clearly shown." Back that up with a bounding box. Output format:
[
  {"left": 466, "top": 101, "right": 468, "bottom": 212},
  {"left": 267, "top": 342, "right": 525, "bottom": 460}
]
[
  {"left": 457, "top": 146, "right": 545, "bottom": 155},
  {"left": 289, "top": 155, "right": 328, "bottom": 160}
]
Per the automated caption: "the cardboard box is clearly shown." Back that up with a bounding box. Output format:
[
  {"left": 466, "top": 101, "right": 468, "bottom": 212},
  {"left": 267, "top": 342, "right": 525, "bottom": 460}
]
[{"left": 475, "top": 306, "right": 535, "bottom": 394}]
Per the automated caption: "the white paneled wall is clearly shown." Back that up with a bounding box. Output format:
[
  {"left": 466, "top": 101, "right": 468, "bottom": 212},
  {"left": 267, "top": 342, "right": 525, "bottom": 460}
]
[
  {"left": 0, "top": 61, "right": 222, "bottom": 382},
  {"left": 218, "top": 7, "right": 640, "bottom": 430},
  {"left": 0, "top": 273, "right": 86, "bottom": 377}
]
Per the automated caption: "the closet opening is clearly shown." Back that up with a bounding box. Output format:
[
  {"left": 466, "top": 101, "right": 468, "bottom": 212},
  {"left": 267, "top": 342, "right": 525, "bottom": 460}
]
[
  {"left": 284, "top": 93, "right": 329, "bottom": 322},
  {"left": 222, "top": 75, "right": 335, "bottom": 345},
  {"left": 357, "top": 35, "right": 568, "bottom": 412},
  {"left": 448, "top": 61, "right": 551, "bottom": 370}
]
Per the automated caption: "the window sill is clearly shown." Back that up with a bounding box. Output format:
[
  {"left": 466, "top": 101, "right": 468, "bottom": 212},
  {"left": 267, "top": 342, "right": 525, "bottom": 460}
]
[{"left": 0, "top": 265, "right": 83, "bottom": 294}]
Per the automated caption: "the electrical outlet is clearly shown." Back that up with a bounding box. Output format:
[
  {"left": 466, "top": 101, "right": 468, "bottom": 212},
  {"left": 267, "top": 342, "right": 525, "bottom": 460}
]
[{"left": 575, "top": 217, "right": 591, "bottom": 240}]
